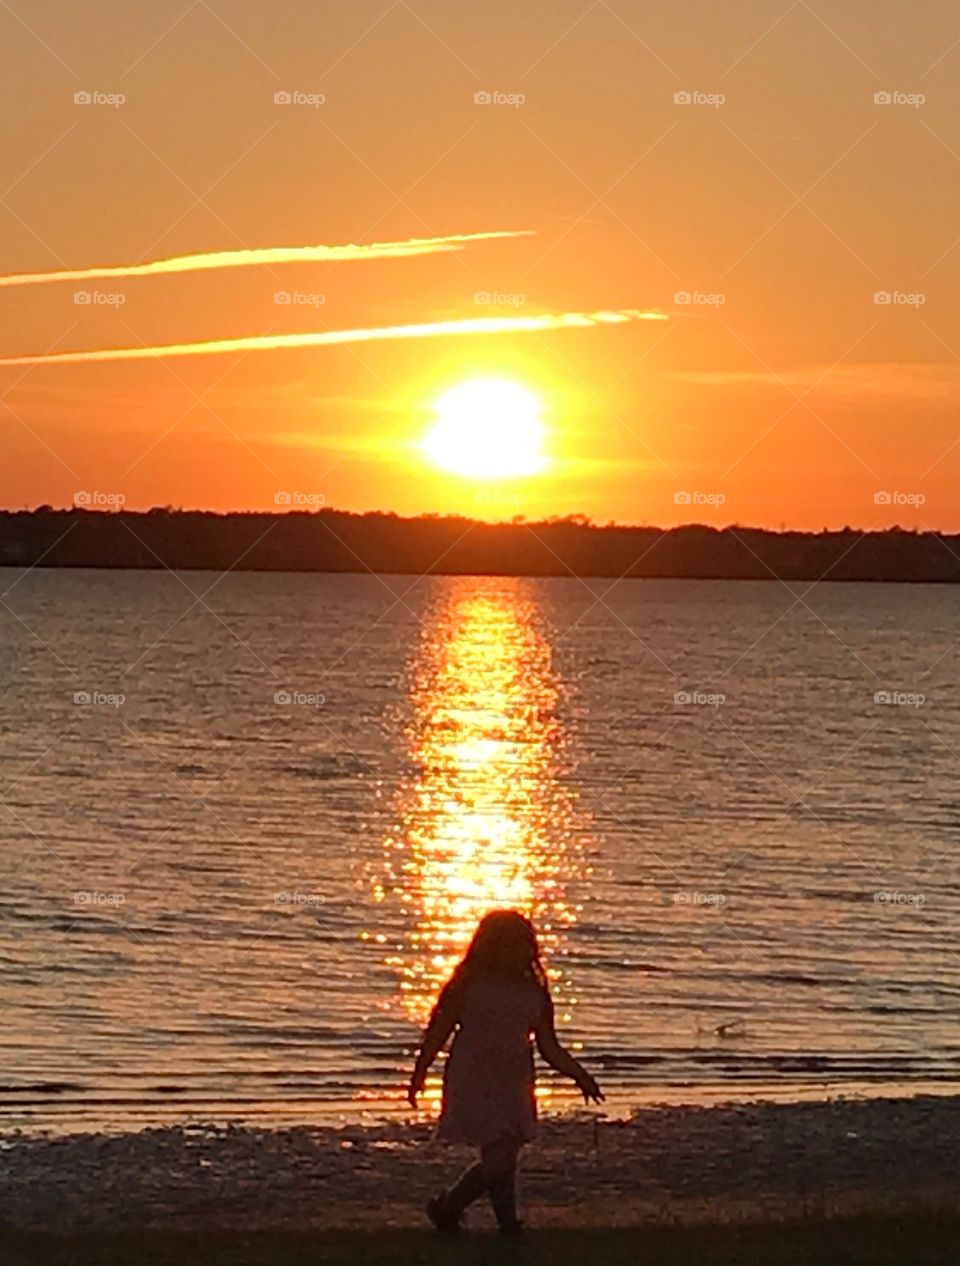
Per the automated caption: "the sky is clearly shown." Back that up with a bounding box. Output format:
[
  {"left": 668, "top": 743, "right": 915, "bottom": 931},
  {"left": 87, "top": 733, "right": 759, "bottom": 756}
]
[{"left": 2, "top": 0, "right": 960, "bottom": 530}]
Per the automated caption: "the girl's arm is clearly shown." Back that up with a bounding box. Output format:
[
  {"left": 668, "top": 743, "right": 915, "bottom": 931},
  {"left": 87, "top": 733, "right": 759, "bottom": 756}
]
[
  {"left": 534, "top": 996, "right": 604, "bottom": 1104},
  {"left": 407, "top": 990, "right": 458, "bottom": 1106}
]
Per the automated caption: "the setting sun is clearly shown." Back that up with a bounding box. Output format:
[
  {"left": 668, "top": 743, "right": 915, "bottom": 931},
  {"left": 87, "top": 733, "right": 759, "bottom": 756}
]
[{"left": 422, "top": 378, "right": 546, "bottom": 479}]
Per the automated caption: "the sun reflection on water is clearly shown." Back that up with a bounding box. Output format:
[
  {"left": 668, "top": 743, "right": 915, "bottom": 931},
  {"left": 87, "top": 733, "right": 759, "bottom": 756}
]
[{"left": 374, "top": 580, "right": 587, "bottom": 1040}]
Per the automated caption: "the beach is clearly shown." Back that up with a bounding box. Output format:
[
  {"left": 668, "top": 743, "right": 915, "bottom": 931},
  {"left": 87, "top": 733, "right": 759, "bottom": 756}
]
[{"left": 5, "top": 1095, "right": 959, "bottom": 1262}]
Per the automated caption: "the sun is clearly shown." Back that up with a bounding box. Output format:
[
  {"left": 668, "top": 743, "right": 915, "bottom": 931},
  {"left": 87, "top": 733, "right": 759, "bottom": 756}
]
[{"left": 422, "top": 378, "right": 546, "bottom": 479}]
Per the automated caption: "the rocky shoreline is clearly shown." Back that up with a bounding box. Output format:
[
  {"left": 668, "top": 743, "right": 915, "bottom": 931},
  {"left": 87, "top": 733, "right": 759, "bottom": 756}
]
[{"left": 2, "top": 1095, "right": 958, "bottom": 1234}]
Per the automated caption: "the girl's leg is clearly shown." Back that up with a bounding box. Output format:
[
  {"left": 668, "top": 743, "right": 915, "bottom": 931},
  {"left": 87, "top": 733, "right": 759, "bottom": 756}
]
[
  {"left": 437, "top": 1135, "right": 521, "bottom": 1228},
  {"left": 438, "top": 1154, "right": 487, "bottom": 1224},
  {"left": 481, "top": 1136, "right": 522, "bottom": 1231}
]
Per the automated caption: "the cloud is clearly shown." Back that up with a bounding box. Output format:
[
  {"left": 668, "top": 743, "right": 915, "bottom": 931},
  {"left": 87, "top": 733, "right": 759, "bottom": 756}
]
[
  {"left": 0, "top": 309, "right": 667, "bottom": 367},
  {"left": 673, "top": 363, "right": 960, "bottom": 401},
  {"left": 0, "top": 230, "right": 533, "bottom": 289}
]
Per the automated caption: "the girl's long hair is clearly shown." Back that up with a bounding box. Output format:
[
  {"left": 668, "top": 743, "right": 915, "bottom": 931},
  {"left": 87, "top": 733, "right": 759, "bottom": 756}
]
[{"left": 430, "top": 909, "right": 549, "bottom": 1024}]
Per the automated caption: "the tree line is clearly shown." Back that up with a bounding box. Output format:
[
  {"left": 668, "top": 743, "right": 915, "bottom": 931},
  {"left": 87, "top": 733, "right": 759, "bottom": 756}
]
[{"left": 1, "top": 507, "right": 958, "bottom": 582}]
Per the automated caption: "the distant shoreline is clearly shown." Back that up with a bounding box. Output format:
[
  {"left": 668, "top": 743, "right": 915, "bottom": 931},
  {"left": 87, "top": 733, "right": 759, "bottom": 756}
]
[
  {"left": 0, "top": 564, "right": 957, "bottom": 585},
  {"left": 2, "top": 508, "right": 960, "bottom": 583}
]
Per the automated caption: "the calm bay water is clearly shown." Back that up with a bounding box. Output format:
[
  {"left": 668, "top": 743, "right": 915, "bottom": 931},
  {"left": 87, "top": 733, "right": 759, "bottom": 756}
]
[{"left": 2, "top": 569, "right": 960, "bottom": 1132}]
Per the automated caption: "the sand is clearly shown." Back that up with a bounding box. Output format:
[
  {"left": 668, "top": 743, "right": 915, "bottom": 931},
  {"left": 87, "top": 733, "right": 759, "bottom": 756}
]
[{"left": 2, "top": 1094, "right": 959, "bottom": 1237}]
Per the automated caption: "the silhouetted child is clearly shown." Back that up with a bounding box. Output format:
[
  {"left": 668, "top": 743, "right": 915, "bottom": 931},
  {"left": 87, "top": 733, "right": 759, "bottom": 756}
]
[{"left": 408, "top": 909, "right": 603, "bottom": 1234}]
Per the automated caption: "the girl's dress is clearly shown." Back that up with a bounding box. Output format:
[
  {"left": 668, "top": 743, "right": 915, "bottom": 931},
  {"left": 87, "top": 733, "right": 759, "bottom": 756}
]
[{"left": 437, "top": 977, "right": 548, "bottom": 1147}]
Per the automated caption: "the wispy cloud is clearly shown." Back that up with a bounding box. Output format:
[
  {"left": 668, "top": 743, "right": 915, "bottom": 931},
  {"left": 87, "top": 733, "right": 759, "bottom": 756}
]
[
  {"left": 0, "top": 230, "right": 533, "bottom": 289},
  {"left": 0, "top": 309, "right": 667, "bottom": 367},
  {"left": 674, "top": 363, "right": 960, "bottom": 400}
]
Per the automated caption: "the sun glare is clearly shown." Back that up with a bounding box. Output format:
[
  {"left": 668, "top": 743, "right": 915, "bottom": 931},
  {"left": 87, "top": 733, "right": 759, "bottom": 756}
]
[{"left": 422, "top": 378, "right": 546, "bottom": 479}]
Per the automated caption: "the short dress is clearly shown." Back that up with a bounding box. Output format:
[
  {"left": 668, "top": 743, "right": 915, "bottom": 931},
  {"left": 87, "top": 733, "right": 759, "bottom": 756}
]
[{"left": 436, "top": 978, "right": 548, "bottom": 1147}]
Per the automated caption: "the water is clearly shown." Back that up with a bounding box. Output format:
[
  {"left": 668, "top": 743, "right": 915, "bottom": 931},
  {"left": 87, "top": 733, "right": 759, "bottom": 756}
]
[{"left": 2, "top": 569, "right": 960, "bottom": 1133}]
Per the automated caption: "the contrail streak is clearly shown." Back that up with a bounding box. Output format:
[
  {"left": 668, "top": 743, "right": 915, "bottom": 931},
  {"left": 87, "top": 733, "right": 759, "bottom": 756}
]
[
  {"left": 0, "top": 309, "right": 666, "bottom": 367},
  {"left": 0, "top": 230, "right": 533, "bottom": 289}
]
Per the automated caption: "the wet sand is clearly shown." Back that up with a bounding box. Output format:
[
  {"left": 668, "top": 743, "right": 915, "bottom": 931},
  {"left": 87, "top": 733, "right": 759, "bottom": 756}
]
[{"left": 2, "top": 1095, "right": 958, "bottom": 1243}]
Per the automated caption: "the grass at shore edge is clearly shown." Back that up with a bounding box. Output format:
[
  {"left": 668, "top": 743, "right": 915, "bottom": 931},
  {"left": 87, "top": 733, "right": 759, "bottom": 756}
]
[{"left": 9, "top": 1211, "right": 960, "bottom": 1266}]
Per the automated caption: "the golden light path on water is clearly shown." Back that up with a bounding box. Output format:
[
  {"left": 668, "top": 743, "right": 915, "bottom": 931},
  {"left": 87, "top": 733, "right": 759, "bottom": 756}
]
[{"left": 371, "top": 579, "right": 589, "bottom": 1108}]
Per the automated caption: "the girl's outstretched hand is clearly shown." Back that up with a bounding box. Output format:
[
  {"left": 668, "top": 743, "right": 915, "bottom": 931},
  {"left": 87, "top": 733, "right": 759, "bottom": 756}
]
[
  {"left": 407, "top": 1072, "right": 424, "bottom": 1108},
  {"left": 577, "top": 1071, "right": 605, "bottom": 1104}
]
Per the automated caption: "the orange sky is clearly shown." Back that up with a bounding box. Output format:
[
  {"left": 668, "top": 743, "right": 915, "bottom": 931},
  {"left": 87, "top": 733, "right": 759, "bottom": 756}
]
[{"left": 2, "top": 0, "right": 960, "bottom": 530}]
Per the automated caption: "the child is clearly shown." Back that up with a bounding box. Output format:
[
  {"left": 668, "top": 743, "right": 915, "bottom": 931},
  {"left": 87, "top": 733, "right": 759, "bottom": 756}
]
[{"left": 407, "top": 909, "right": 603, "bottom": 1234}]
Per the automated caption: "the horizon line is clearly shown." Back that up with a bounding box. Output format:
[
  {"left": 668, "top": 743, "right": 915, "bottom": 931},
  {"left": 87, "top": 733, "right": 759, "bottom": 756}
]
[{"left": 2, "top": 505, "right": 945, "bottom": 536}]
